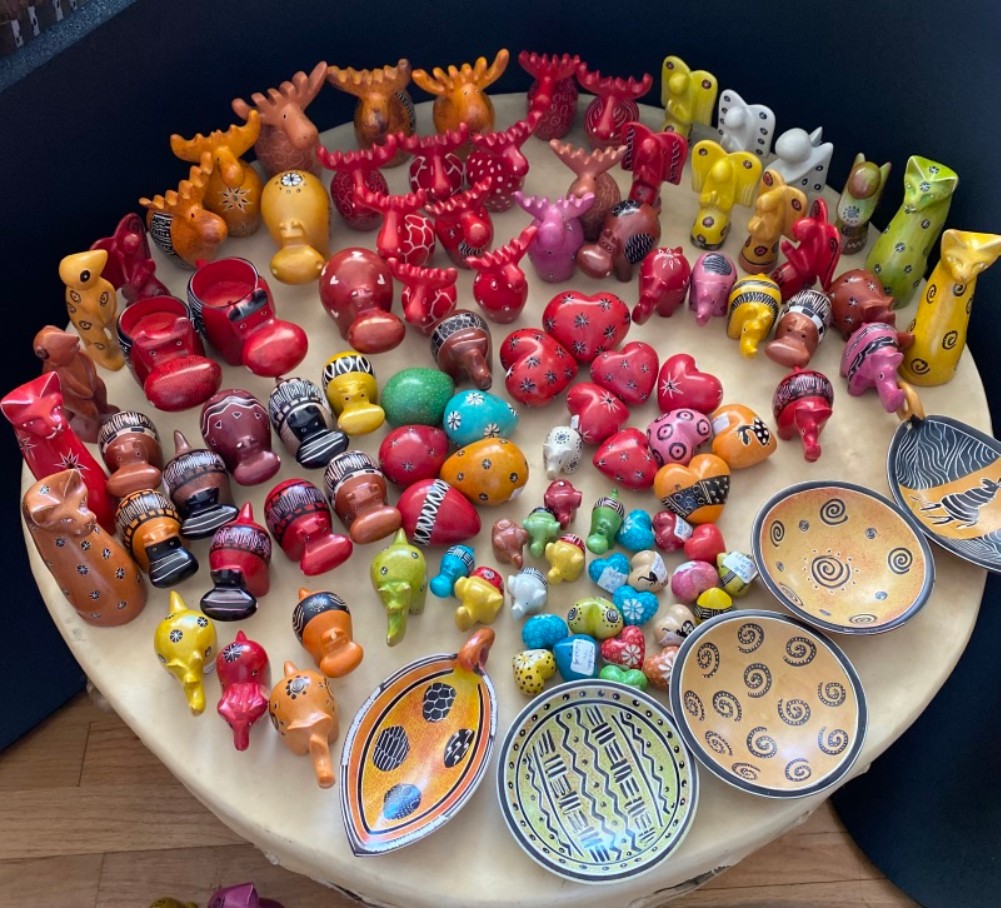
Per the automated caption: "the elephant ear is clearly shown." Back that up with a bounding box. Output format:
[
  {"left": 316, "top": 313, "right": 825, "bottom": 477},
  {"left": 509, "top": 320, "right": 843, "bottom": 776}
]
[{"left": 690, "top": 140, "right": 726, "bottom": 193}]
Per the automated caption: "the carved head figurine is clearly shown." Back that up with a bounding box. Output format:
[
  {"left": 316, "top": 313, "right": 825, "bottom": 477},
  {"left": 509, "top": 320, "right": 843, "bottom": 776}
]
[
  {"left": 412, "top": 49, "right": 510, "bottom": 138},
  {"left": 268, "top": 377, "right": 348, "bottom": 469},
  {"left": 318, "top": 247, "right": 404, "bottom": 354},
  {"left": 401, "top": 124, "right": 468, "bottom": 201},
  {"left": 24, "top": 468, "right": 146, "bottom": 626},
  {"left": 260, "top": 170, "right": 330, "bottom": 284},
  {"left": 201, "top": 501, "right": 272, "bottom": 621},
  {"left": 515, "top": 191, "right": 594, "bottom": 284},
  {"left": 264, "top": 478, "right": 353, "bottom": 576},
  {"left": 321, "top": 352, "right": 385, "bottom": 436},
  {"left": 466, "top": 110, "right": 543, "bottom": 211},
  {"left": 99, "top": 410, "right": 164, "bottom": 499},
  {"left": 292, "top": 588, "right": 364, "bottom": 678},
  {"left": 153, "top": 591, "right": 217, "bottom": 715},
  {"left": 518, "top": 51, "right": 580, "bottom": 140},
  {"left": 116, "top": 488, "right": 199, "bottom": 588},
  {"left": 425, "top": 179, "right": 494, "bottom": 268},
  {"left": 322, "top": 450, "right": 401, "bottom": 545},
  {"left": 163, "top": 430, "right": 239, "bottom": 538},
  {"left": 326, "top": 59, "right": 415, "bottom": 161},
  {"left": 200, "top": 389, "right": 280, "bottom": 487},
  {"left": 430, "top": 310, "right": 493, "bottom": 389},
  {"left": 466, "top": 225, "right": 539, "bottom": 323},
  {"left": 764, "top": 289, "right": 833, "bottom": 368}
]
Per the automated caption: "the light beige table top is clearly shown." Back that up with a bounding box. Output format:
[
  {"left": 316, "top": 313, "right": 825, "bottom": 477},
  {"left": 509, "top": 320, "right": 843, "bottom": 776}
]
[{"left": 23, "top": 96, "right": 991, "bottom": 906}]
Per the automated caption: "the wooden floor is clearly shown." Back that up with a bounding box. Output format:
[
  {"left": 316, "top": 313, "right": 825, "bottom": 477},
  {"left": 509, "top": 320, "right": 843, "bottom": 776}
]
[{"left": 0, "top": 694, "right": 917, "bottom": 908}]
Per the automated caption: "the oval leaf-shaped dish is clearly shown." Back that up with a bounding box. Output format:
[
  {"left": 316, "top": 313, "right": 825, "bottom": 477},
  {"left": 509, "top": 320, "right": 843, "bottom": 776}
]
[
  {"left": 751, "top": 480, "right": 935, "bottom": 634},
  {"left": 497, "top": 680, "right": 698, "bottom": 884},
  {"left": 340, "top": 628, "right": 497, "bottom": 856},
  {"left": 887, "top": 414, "right": 1001, "bottom": 572},
  {"left": 669, "top": 611, "right": 867, "bottom": 799}
]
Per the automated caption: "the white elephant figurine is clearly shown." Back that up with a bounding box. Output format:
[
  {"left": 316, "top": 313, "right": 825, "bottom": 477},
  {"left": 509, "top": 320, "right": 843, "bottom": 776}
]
[
  {"left": 508, "top": 567, "right": 549, "bottom": 619},
  {"left": 543, "top": 417, "right": 583, "bottom": 479}
]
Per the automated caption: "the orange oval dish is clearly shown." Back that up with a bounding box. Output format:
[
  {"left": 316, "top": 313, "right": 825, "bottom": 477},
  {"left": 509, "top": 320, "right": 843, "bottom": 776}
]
[{"left": 340, "top": 628, "right": 497, "bottom": 855}]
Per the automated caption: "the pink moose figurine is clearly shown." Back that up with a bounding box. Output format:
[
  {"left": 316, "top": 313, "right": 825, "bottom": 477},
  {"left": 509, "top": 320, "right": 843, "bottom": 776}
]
[
  {"left": 387, "top": 258, "right": 459, "bottom": 333},
  {"left": 519, "top": 51, "right": 580, "bottom": 140},
  {"left": 358, "top": 186, "right": 435, "bottom": 267},
  {"left": 576, "top": 63, "right": 653, "bottom": 149},
  {"left": 426, "top": 179, "right": 494, "bottom": 267},
  {"left": 231, "top": 61, "right": 327, "bottom": 177},
  {"left": 466, "top": 225, "right": 539, "bottom": 323},
  {"left": 466, "top": 110, "right": 543, "bottom": 212},
  {"left": 216, "top": 631, "right": 271, "bottom": 752},
  {"left": 622, "top": 121, "right": 689, "bottom": 207},
  {"left": 633, "top": 246, "right": 691, "bottom": 324},
  {"left": 402, "top": 124, "right": 468, "bottom": 201},
  {"left": 551, "top": 140, "right": 626, "bottom": 241},
  {"left": 841, "top": 322, "right": 914, "bottom": 412},
  {"left": 689, "top": 252, "right": 738, "bottom": 325},
  {"left": 770, "top": 198, "right": 842, "bottom": 302},
  {"left": 316, "top": 138, "right": 395, "bottom": 231},
  {"left": 515, "top": 190, "right": 594, "bottom": 283}
]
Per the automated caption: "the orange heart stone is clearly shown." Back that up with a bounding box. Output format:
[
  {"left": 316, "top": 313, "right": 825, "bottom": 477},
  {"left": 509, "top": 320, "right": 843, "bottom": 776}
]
[{"left": 653, "top": 453, "right": 731, "bottom": 524}]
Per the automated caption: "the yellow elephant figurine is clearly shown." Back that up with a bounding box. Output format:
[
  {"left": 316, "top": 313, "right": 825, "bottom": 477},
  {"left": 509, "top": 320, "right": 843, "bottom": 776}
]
[
  {"left": 690, "top": 140, "right": 762, "bottom": 250},
  {"left": 726, "top": 275, "right": 781, "bottom": 357},
  {"left": 544, "top": 533, "right": 586, "bottom": 584},
  {"left": 261, "top": 169, "right": 330, "bottom": 284},
  {"left": 660, "top": 55, "right": 717, "bottom": 139},
  {"left": 153, "top": 591, "right": 217, "bottom": 716},
  {"left": 453, "top": 566, "right": 505, "bottom": 631}
]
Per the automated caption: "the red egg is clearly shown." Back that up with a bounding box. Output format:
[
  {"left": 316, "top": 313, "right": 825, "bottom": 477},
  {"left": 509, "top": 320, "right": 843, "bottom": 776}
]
[{"left": 378, "top": 425, "right": 450, "bottom": 488}]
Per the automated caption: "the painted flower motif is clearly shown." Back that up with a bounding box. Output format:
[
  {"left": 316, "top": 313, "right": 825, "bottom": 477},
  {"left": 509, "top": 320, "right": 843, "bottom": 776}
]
[
  {"left": 483, "top": 423, "right": 500, "bottom": 437},
  {"left": 115, "top": 567, "right": 125, "bottom": 580},
  {"left": 481, "top": 459, "right": 492, "bottom": 470},
  {"left": 80, "top": 541, "right": 91, "bottom": 551},
  {"left": 89, "top": 591, "right": 100, "bottom": 601},
  {"left": 169, "top": 629, "right": 183, "bottom": 643},
  {"left": 446, "top": 411, "right": 462, "bottom": 430},
  {"left": 222, "top": 642, "right": 242, "bottom": 662},
  {"left": 619, "top": 643, "right": 643, "bottom": 668},
  {"left": 76, "top": 564, "right": 89, "bottom": 575},
  {"left": 466, "top": 392, "right": 485, "bottom": 405},
  {"left": 620, "top": 596, "right": 646, "bottom": 622}
]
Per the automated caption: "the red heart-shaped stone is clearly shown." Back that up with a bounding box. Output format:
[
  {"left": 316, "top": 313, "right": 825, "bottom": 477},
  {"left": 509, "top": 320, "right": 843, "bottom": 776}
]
[
  {"left": 600, "top": 625, "right": 646, "bottom": 669},
  {"left": 656, "top": 353, "right": 724, "bottom": 415},
  {"left": 683, "top": 523, "right": 727, "bottom": 563},
  {"left": 542, "top": 290, "right": 630, "bottom": 364},
  {"left": 593, "top": 428, "right": 658, "bottom": 490},
  {"left": 590, "top": 341, "right": 659, "bottom": 406},
  {"left": 499, "top": 328, "right": 578, "bottom": 407},
  {"left": 566, "top": 382, "right": 629, "bottom": 445}
]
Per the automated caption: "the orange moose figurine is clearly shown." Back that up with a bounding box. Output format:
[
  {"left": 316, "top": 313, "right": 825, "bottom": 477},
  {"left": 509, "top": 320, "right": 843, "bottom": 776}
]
[{"left": 412, "top": 49, "right": 510, "bottom": 140}]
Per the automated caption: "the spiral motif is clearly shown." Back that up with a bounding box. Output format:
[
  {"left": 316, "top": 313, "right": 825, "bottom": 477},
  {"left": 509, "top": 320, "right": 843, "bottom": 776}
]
[
  {"left": 819, "top": 498, "right": 848, "bottom": 526},
  {"left": 769, "top": 520, "right": 785, "bottom": 546},
  {"left": 777, "top": 698, "right": 811, "bottom": 726},
  {"left": 683, "top": 690, "right": 705, "bottom": 721},
  {"left": 712, "top": 691, "right": 743, "bottom": 721},
  {"left": 849, "top": 613, "right": 878, "bottom": 625},
  {"left": 909, "top": 358, "right": 930, "bottom": 375},
  {"left": 696, "top": 642, "right": 721, "bottom": 678},
  {"left": 731, "top": 761, "right": 760, "bottom": 781},
  {"left": 887, "top": 547, "right": 913, "bottom": 575},
  {"left": 736, "top": 622, "right": 765, "bottom": 653},
  {"left": 784, "top": 758, "right": 813, "bottom": 782},
  {"left": 817, "top": 681, "right": 847, "bottom": 707},
  {"left": 784, "top": 636, "right": 818, "bottom": 667},
  {"left": 810, "top": 555, "right": 851, "bottom": 589},
  {"left": 942, "top": 330, "right": 958, "bottom": 350},
  {"left": 817, "top": 726, "right": 850, "bottom": 755},
  {"left": 744, "top": 663, "right": 772, "bottom": 698},
  {"left": 746, "top": 726, "right": 778, "bottom": 759},
  {"left": 704, "top": 730, "right": 733, "bottom": 756}
]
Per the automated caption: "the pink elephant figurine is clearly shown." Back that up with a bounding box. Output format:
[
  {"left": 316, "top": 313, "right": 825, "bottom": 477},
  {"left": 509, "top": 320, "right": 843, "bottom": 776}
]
[
  {"left": 688, "top": 252, "right": 738, "bottom": 325},
  {"left": 514, "top": 190, "right": 595, "bottom": 283},
  {"left": 207, "top": 882, "right": 284, "bottom": 908},
  {"left": 577, "top": 199, "right": 661, "bottom": 282},
  {"left": 840, "top": 322, "right": 914, "bottom": 412},
  {"left": 633, "top": 246, "right": 691, "bottom": 324},
  {"left": 646, "top": 408, "right": 713, "bottom": 466}
]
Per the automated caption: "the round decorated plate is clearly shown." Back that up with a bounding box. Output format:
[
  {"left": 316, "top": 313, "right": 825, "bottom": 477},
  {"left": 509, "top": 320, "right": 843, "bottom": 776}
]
[
  {"left": 750, "top": 480, "right": 935, "bottom": 634},
  {"left": 339, "top": 628, "right": 497, "bottom": 856},
  {"left": 887, "top": 414, "right": 1001, "bottom": 572},
  {"left": 496, "top": 680, "right": 698, "bottom": 884},
  {"left": 669, "top": 611, "right": 867, "bottom": 799}
]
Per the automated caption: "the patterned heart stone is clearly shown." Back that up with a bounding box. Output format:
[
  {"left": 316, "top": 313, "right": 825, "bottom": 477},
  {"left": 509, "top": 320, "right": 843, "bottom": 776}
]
[
  {"left": 566, "top": 382, "right": 629, "bottom": 445},
  {"left": 553, "top": 633, "right": 600, "bottom": 681},
  {"left": 542, "top": 290, "right": 631, "bottom": 364},
  {"left": 512, "top": 649, "right": 557, "bottom": 696},
  {"left": 600, "top": 625, "right": 647, "bottom": 669},
  {"left": 587, "top": 552, "right": 631, "bottom": 594},
  {"left": 593, "top": 428, "right": 658, "bottom": 490},
  {"left": 589, "top": 341, "right": 659, "bottom": 405},
  {"left": 599, "top": 664, "right": 649, "bottom": 690},
  {"left": 500, "top": 328, "right": 578, "bottom": 407},
  {"left": 653, "top": 453, "right": 731, "bottom": 524},
  {"left": 656, "top": 353, "right": 724, "bottom": 415},
  {"left": 612, "top": 585, "right": 660, "bottom": 626}
]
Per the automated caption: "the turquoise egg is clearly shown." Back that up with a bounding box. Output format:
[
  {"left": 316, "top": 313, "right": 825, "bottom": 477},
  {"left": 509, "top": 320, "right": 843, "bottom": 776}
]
[{"left": 442, "top": 390, "right": 519, "bottom": 448}]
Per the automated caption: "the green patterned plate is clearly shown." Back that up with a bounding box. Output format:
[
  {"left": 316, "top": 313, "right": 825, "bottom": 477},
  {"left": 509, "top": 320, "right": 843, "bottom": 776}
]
[{"left": 496, "top": 680, "right": 698, "bottom": 883}]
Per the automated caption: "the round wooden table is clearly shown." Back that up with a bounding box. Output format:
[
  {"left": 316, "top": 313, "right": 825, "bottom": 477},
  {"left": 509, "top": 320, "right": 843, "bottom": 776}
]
[{"left": 22, "top": 96, "right": 991, "bottom": 906}]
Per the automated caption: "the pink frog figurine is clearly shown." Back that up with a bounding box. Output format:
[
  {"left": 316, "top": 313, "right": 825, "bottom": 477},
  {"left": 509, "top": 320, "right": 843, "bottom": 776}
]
[
  {"left": 841, "top": 322, "right": 914, "bottom": 412},
  {"left": 216, "top": 631, "right": 271, "bottom": 751},
  {"left": 688, "top": 252, "right": 738, "bottom": 325},
  {"left": 514, "top": 191, "right": 594, "bottom": 284}
]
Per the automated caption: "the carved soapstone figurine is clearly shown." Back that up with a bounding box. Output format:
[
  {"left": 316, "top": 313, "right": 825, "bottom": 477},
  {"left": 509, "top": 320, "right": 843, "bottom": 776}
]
[
  {"left": 323, "top": 450, "right": 402, "bottom": 544},
  {"left": 216, "top": 631, "right": 271, "bottom": 751},
  {"left": 116, "top": 488, "right": 198, "bottom": 587},
  {"left": 660, "top": 55, "right": 717, "bottom": 139},
  {"left": 836, "top": 154, "right": 891, "bottom": 255},
  {"left": 261, "top": 170, "right": 330, "bottom": 284},
  {"left": 321, "top": 352, "right": 385, "bottom": 436},
  {"left": 200, "top": 389, "right": 280, "bottom": 487},
  {"left": 264, "top": 478, "right": 353, "bottom": 576},
  {"left": 59, "top": 249, "right": 124, "bottom": 371},
  {"left": 689, "top": 140, "right": 762, "bottom": 250},
  {"left": 430, "top": 310, "right": 493, "bottom": 389},
  {"left": 740, "top": 170, "right": 806, "bottom": 272},
  {"left": 768, "top": 126, "right": 833, "bottom": 199},
  {"left": 293, "top": 588, "right": 364, "bottom": 678},
  {"left": 201, "top": 502, "right": 272, "bottom": 621},
  {"left": 162, "top": 430, "right": 239, "bottom": 538},
  {"left": 154, "top": 591, "right": 217, "bottom": 715},
  {"left": 577, "top": 63, "right": 653, "bottom": 149},
  {"left": 99, "top": 410, "right": 163, "bottom": 499},
  {"left": 466, "top": 225, "right": 538, "bottom": 323},
  {"left": 326, "top": 59, "right": 415, "bottom": 161},
  {"left": 412, "top": 49, "right": 509, "bottom": 137},
  {"left": 717, "top": 88, "right": 775, "bottom": 158},
  {"left": 90, "top": 212, "right": 169, "bottom": 304},
  {"left": 268, "top": 660, "right": 339, "bottom": 788},
  {"left": 551, "top": 140, "right": 625, "bottom": 242},
  {"left": 268, "top": 377, "right": 348, "bottom": 469}
]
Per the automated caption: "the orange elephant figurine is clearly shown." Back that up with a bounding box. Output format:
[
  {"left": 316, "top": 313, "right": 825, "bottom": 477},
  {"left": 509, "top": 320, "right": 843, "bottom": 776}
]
[
  {"left": 412, "top": 49, "right": 509, "bottom": 139},
  {"left": 268, "top": 660, "right": 340, "bottom": 788}
]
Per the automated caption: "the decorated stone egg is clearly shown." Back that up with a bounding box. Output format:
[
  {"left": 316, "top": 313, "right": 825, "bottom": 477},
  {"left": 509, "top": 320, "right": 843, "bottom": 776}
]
[
  {"left": 378, "top": 424, "right": 450, "bottom": 488},
  {"left": 442, "top": 390, "right": 519, "bottom": 448},
  {"left": 381, "top": 368, "right": 455, "bottom": 427},
  {"left": 439, "top": 437, "right": 528, "bottom": 506}
]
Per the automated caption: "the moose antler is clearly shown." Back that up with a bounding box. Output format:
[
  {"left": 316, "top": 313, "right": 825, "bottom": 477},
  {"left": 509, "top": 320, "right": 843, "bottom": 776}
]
[
  {"left": 413, "top": 49, "right": 510, "bottom": 93},
  {"left": 465, "top": 224, "right": 538, "bottom": 272},
  {"left": 576, "top": 64, "right": 652, "bottom": 101},
  {"left": 425, "top": 178, "right": 492, "bottom": 216},
  {"left": 549, "top": 140, "right": 626, "bottom": 179},
  {"left": 317, "top": 134, "right": 399, "bottom": 174},
  {"left": 232, "top": 61, "right": 327, "bottom": 125},
  {"left": 386, "top": 258, "right": 458, "bottom": 290},
  {"left": 398, "top": 123, "right": 469, "bottom": 154},
  {"left": 170, "top": 112, "right": 261, "bottom": 161},
  {"left": 470, "top": 110, "right": 543, "bottom": 152},
  {"left": 140, "top": 153, "right": 213, "bottom": 214},
  {"left": 358, "top": 186, "right": 428, "bottom": 214},
  {"left": 327, "top": 59, "right": 412, "bottom": 96},
  {"left": 514, "top": 190, "right": 595, "bottom": 221},
  {"left": 518, "top": 51, "right": 580, "bottom": 83}
]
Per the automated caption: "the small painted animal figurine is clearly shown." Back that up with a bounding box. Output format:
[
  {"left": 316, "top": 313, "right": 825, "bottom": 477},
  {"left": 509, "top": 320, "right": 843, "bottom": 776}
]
[
  {"left": 99, "top": 411, "right": 163, "bottom": 499},
  {"left": 201, "top": 502, "right": 272, "bottom": 621},
  {"left": 772, "top": 368, "right": 835, "bottom": 462},
  {"left": 900, "top": 229, "right": 1001, "bottom": 386},
  {"left": 387, "top": 258, "right": 459, "bottom": 333},
  {"left": 260, "top": 170, "right": 330, "bottom": 284},
  {"left": 359, "top": 185, "right": 435, "bottom": 267},
  {"left": 326, "top": 59, "right": 415, "bottom": 162},
  {"left": 23, "top": 469, "right": 146, "bottom": 626},
  {"left": 292, "top": 588, "right": 364, "bottom": 678},
  {"left": 567, "top": 596, "right": 624, "bottom": 639},
  {"left": 33, "top": 326, "right": 118, "bottom": 442},
  {"left": 515, "top": 191, "right": 593, "bottom": 284},
  {"left": 828, "top": 269, "right": 897, "bottom": 339},
  {"left": 508, "top": 567, "right": 549, "bottom": 618},
  {"left": 2, "top": 372, "right": 115, "bottom": 532},
  {"left": 466, "top": 225, "right": 538, "bottom": 323},
  {"left": 545, "top": 533, "right": 587, "bottom": 584},
  {"left": 401, "top": 124, "right": 468, "bottom": 201},
  {"left": 689, "top": 252, "right": 738, "bottom": 325},
  {"left": 765, "top": 289, "right": 833, "bottom": 368},
  {"left": 412, "top": 49, "right": 510, "bottom": 138},
  {"left": 321, "top": 352, "right": 384, "bottom": 436},
  {"left": 207, "top": 883, "right": 285, "bottom": 908},
  {"left": 466, "top": 110, "right": 543, "bottom": 211},
  {"left": 430, "top": 544, "right": 475, "bottom": 598},
  {"left": 90, "top": 212, "right": 169, "bottom": 303},
  {"left": 491, "top": 517, "right": 530, "bottom": 569},
  {"left": 268, "top": 376, "right": 348, "bottom": 470},
  {"left": 543, "top": 418, "right": 584, "bottom": 479},
  {"left": 370, "top": 528, "right": 428, "bottom": 646},
  {"left": 170, "top": 113, "right": 263, "bottom": 237},
  {"left": 576, "top": 63, "right": 653, "bottom": 149},
  {"left": 621, "top": 120, "right": 689, "bottom": 206},
  {"left": 523, "top": 507, "right": 562, "bottom": 559},
  {"left": 264, "top": 478, "right": 353, "bottom": 576},
  {"left": 319, "top": 248, "right": 402, "bottom": 353},
  {"left": 268, "top": 660, "right": 339, "bottom": 789},
  {"left": 770, "top": 198, "right": 842, "bottom": 301},
  {"left": 163, "top": 430, "right": 239, "bottom": 538},
  {"left": 430, "top": 310, "right": 494, "bottom": 389},
  {"left": 660, "top": 55, "right": 717, "bottom": 139},
  {"left": 577, "top": 199, "right": 661, "bottom": 281},
  {"left": 550, "top": 139, "right": 626, "bottom": 241},
  {"left": 58, "top": 249, "right": 123, "bottom": 371},
  {"left": 140, "top": 156, "right": 228, "bottom": 268},
  {"left": 216, "top": 631, "right": 270, "bottom": 751},
  {"left": 867, "top": 156, "right": 960, "bottom": 307},
  {"left": 726, "top": 275, "right": 782, "bottom": 357},
  {"left": 634, "top": 246, "right": 691, "bottom": 324},
  {"left": 544, "top": 479, "right": 583, "bottom": 528},
  {"left": 231, "top": 62, "right": 327, "bottom": 177},
  {"left": 115, "top": 489, "right": 199, "bottom": 587},
  {"left": 740, "top": 169, "right": 807, "bottom": 272},
  {"left": 200, "top": 389, "right": 280, "bottom": 487},
  {"left": 836, "top": 154, "right": 891, "bottom": 254},
  {"left": 689, "top": 140, "right": 762, "bottom": 250},
  {"left": 519, "top": 51, "right": 579, "bottom": 139},
  {"left": 153, "top": 591, "right": 217, "bottom": 716},
  {"left": 586, "top": 492, "right": 625, "bottom": 555},
  {"left": 717, "top": 88, "right": 775, "bottom": 157},
  {"left": 453, "top": 565, "right": 505, "bottom": 630},
  {"left": 768, "top": 126, "right": 834, "bottom": 199},
  {"left": 425, "top": 179, "right": 494, "bottom": 267},
  {"left": 323, "top": 450, "right": 401, "bottom": 544},
  {"left": 841, "top": 322, "right": 915, "bottom": 412},
  {"left": 316, "top": 138, "right": 393, "bottom": 231}
]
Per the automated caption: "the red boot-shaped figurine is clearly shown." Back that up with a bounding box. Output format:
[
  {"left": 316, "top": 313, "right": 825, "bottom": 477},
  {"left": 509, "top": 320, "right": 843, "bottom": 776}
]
[
  {"left": 551, "top": 140, "right": 626, "bottom": 242},
  {"left": 90, "top": 212, "right": 169, "bottom": 303},
  {"left": 401, "top": 124, "right": 468, "bottom": 202},
  {"left": 216, "top": 631, "right": 271, "bottom": 751},
  {"left": 359, "top": 186, "right": 435, "bottom": 267},
  {"left": 772, "top": 368, "right": 835, "bottom": 463},
  {"left": 576, "top": 63, "right": 653, "bottom": 149},
  {"left": 386, "top": 258, "right": 458, "bottom": 333},
  {"left": 770, "top": 199, "right": 842, "bottom": 302},
  {"left": 466, "top": 225, "right": 538, "bottom": 323},
  {"left": 316, "top": 138, "right": 395, "bottom": 231},
  {"left": 622, "top": 121, "right": 689, "bottom": 207},
  {"left": 519, "top": 51, "right": 580, "bottom": 140},
  {"left": 466, "top": 109, "right": 543, "bottom": 212},
  {"left": 426, "top": 179, "right": 494, "bottom": 267},
  {"left": 264, "top": 478, "right": 353, "bottom": 576}
]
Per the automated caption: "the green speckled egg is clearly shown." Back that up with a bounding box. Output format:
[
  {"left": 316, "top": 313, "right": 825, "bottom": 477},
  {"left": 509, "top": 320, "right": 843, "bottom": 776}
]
[{"left": 382, "top": 369, "right": 455, "bottom": 428}]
